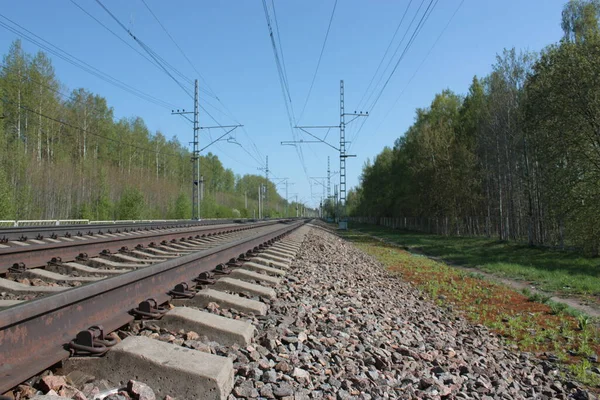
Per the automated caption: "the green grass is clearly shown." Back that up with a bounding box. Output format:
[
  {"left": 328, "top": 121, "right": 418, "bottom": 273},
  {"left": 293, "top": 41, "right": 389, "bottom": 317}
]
[{"left": 350, "top": 223, "right": 600, "bottom": 297}]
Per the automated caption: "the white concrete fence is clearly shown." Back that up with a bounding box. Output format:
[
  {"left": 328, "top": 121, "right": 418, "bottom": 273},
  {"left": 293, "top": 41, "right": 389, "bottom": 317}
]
[{"left": 0, "top": 219, "right": 200, "bottom": 228}]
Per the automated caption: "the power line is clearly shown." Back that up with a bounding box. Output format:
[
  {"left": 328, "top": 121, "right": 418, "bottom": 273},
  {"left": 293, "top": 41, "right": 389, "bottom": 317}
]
[
  {"left": 94, "top": 0, "right": 254, "bottom": 168},
  {"left": 347, "top": 0, "right": 427, "bottom": 147},
  {"left": 361, "top": 0, "right": 429, "bottom": 111},
  {"left": 348, "top": 0, "right": 451, "bottom": 152},
  {"left": 261, "top": 0, "right": 310, "bottom": 181},
  {"left": 1, "top": 98, "right": 189, "bottom": 160},
  {"left": 297, "top": 0, "right": 338, "bottom": 123},
  {"left": 140, "top": 0, "right": 218, "bottom": 99},
  {"left": 270, "top": 0, "right": 292, "bottom": 104},
  {"left": 367, "top": 0, "right": 438, "bottom": 112},
  {"left": 94, "top": 0, "right": 194, "bottom": 100},
  {"left": 355, "top": 0, "right": 414, "bottom": 112},
  {"left": 69, "top": 0, "right": 160, "bottom": 71},
  {"left": 348, "top": 0, "right": 438, "bottom": 149},
  {"left": 139, "top": 0, "right": 265, "bottom": 165},
  {"left": 367, "top": 0, "right": 465, "bottom": 143},
  {"left": 0, "top": 13, "right": 177, "bottom": 110}
]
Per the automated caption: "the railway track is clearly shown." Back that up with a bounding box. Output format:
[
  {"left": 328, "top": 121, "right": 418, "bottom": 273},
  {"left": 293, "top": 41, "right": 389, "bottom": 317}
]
[
  {"left": 0, "top": 218, "right": 252, "bottom": 244},
  {"left": 0, "top": 218, "right": 307, "bottom": 396},
  {"left": 1, "top": 221, "right": 596, "bottom": 399}
]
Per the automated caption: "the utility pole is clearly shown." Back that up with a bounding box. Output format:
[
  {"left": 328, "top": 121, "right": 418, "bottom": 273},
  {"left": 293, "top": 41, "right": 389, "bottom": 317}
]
[
  {"left": 327, "top": 156, "right": 331, "bottom": 199},
  {"left": 258, "top": 185, "right": 262, "bottom": 219},
  {"left": 284, "top": 181, "right": 295, "bottom": 217},
  {"left": 200, "top": 175, "right": 204, "bottom": 201},
  {"left": 339, "top": 81, "right": 347, "bottom": 228},
  {"left": 334, "top": 184, "right": 338, "bottom": 222},
  {"left": 172, "top": 79, "right": 200, "bottom": 220},
  {"left": 244, "top": 191, "right": 247, "bottom": 209},
  {"left": 258, "top": 156, "right": 270, "bottom": 217},
  {"left": 172, "top": 79, "right": 242, "bottom": 220},
  {"left": 283, "top": 80, "right": 367, "bottom": 229}
]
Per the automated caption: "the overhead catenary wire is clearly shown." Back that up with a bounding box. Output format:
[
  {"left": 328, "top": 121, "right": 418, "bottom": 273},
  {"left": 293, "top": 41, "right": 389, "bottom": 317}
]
[
  {"left": 367, "top": 0, "right": 438, "bottom": 112},
  {"left": 361, "top": 0, "right": 430, "bottom": 112},
  {"left": 0, "top": 13, "right": 177, "bottom": 110},
  {"left": 94, "top": 0, "right": 250, "bottom": 165},
  {"left": 367, "top": 0, "right": 466, "bottom": 142},
  {"left": 355, "top": 0, "right": 414, "bottom": 112},
  {"left": 94, "top": 0, "right": 194, "bottom": 100},
  {"left": 1, "top": 98, "right": 189, "bottom": 160},
  {"left": 140, "top": 0, "right": 218, "bottom": 99},
  {"left": 83, "top": 0, "right": 263, "bottom": 167},
  {"left": 139, "top": 0, "right": 266, "bottom": 168},
  {"left": 269, "top": 0, "right": 292, "bottom": 104},
  {"left": 348, "top": 0, "right": 440, "bottom": 152},
  {"left": 297, "top": 0, "right": 338, "bottom": 123},
  {"left": 261, "top": 0, "right": 311, "bottom": 182}
]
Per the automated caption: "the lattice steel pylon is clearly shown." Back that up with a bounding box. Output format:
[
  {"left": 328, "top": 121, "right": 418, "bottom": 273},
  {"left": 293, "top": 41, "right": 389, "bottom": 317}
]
[
  {"left": 172, "top": 79, "right": 200, "bottom": 220},
  {"left": 339, "top": 81, "right": 347, "bottom": 227},
  {"left": 283, "top": 79, "right": 367, "bottom": 229},
  {"left": 327, "top": 156, "right": 331, "bottom": 199}
]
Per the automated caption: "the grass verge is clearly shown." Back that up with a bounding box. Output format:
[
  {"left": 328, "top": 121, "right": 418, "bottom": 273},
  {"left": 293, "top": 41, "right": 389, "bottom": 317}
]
[
  {"left": 340, "top": 228, "right": 600, "bottom": 386},
  {"left": 350, "top": 223, "right": 600, "bottom": 298}
]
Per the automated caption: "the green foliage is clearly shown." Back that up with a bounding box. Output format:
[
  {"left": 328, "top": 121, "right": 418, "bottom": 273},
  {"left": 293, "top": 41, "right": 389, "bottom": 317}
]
[
  {"left": 0, "top": 167, "right": 14, "bottom": 219},
  {"left": 525, "top": 33, "right": 600, "bottom": 255},
  {"left": 170, "top": 193, "right": 191, "bottom": 220},
  {"left": 562, "top": 0, "right": 600, "bottom": 43},
  {"left": 350, "top": 3, "right": 600, "bottom": 255},
  {"left": 527, "top": 292, "right": 552, "bottom": 304},
  {"left": 116, "top": 187, "right": 145, "bottom": 220},
  {"left": 0, "top": 40, "right": 301, "bottom": 221},
  {"left": 351, "top": 224, "right": 600, "bottom": 298}
]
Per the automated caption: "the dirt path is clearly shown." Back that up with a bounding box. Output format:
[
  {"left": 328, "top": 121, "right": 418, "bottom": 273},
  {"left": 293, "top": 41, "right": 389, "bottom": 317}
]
[{"left": 362, "top": 232, "right": 600, "bottom": 318}]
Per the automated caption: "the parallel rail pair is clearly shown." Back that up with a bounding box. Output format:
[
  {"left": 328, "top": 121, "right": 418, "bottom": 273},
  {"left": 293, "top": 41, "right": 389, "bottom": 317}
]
[{"left": 0, "top": 218, "right": 305, "bottom": 393}]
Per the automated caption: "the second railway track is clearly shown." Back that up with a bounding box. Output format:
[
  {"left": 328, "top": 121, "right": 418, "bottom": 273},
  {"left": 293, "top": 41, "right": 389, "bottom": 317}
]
[{"left": 0, "top": 218, "right": 306, "bottom": 395}]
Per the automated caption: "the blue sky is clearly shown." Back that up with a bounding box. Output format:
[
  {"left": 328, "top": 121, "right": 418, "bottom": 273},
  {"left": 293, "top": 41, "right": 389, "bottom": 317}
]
[{"left": 1, "top": 1, "right": 566, "bottom": 208}]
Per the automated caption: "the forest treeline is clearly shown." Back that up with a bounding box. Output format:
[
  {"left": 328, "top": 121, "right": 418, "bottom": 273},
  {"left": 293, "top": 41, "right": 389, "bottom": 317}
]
[
  {"left": 0, "top": 40, "right": 295, "bottom": 221},
  {"left": 348, "top": 0, "right": 600, "bottom": 255}
]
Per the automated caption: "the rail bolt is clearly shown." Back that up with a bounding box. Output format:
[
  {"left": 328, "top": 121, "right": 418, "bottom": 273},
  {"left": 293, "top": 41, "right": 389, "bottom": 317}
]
[
  {"left": 132, "top": 298, "right": 168, "bottom": 319},
  {"left": 169, "top": 282, "right": 196, "bottom": 299}
]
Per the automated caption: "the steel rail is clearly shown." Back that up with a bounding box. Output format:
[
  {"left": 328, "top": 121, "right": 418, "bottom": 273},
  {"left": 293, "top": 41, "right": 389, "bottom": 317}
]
[
  {"left": 0, "top": 221, "right": 280, "bottom": 273},
  {"left": 0, "top": 219, "right": 305, "bottom": 392},
  {"left": 0, "top": 219, "right": 240, "bottom": 242}
]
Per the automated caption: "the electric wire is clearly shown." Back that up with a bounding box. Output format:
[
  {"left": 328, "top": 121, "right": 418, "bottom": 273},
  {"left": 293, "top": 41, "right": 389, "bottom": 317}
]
[
  {"left": 1, "top": 98, "right": 189, "bottom": 159},
  {"left": 94, "top": 0, "right": 194, "bottom": 100},
  {"left": 270, "top": 0, "right": 292, "bottom": 104},
  {"left": 367, "top": 0, "right": 438, "bottom": 112},
  {"left": 368, "top": 0, "right": 465, "bottom": 142},
  {"left": 93, "top": 0, "right": 249, "bottom": 168},
  {"left": 261, "top": 0, "right": 311, "bottom": 181},
  {"left": 140, "top": 0, "right": 218, "bottom": 99},
  {"left": 0, "top": 13, "right": 177, "bottom": 110},
  {"left": 349, "top": 0, "right": 452, "bottom": 152},
  {"left": 355, "top": 0, "right": 414, "bottom": 112},
  {"left": 297, "top": 0, "right": 338, "bottom": 123},
  {"left": 361, "top": 0, "right": 429, "bottom": 111}
]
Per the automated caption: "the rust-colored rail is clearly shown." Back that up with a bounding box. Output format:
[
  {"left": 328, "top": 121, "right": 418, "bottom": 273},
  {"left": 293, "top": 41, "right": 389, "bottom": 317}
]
[
  {"left": 0, "top": 219, "right": 304, "bottom": 393},
  {"left": 0, "top": 221, "right": 279, "bottom": 273}
]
